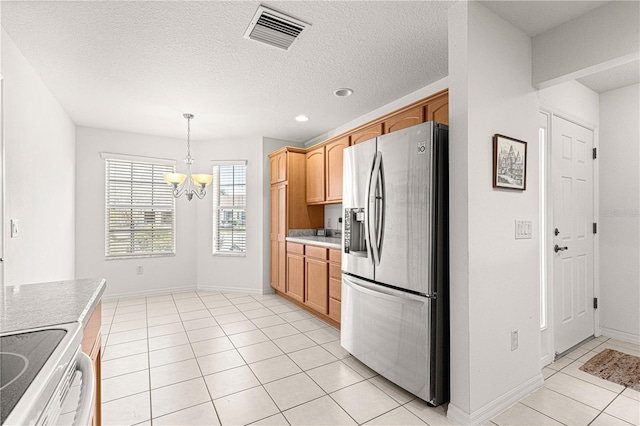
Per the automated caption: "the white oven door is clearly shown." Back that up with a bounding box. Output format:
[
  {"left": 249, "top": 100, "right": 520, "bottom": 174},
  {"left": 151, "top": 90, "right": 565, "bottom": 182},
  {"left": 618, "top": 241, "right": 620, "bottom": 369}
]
[{"left": 46, "top": 349, "right": 95, "bottom": 426}]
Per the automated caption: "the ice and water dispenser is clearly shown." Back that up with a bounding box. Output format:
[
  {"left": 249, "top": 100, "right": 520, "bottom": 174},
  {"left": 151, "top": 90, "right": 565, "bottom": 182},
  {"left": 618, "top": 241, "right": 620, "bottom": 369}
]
[{"left": 344, "top": 208, "right": 367, "bottom": 255}]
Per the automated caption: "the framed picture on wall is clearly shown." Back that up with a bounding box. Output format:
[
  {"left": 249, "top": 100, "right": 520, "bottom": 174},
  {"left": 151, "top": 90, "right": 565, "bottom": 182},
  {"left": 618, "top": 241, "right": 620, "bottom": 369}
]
[{"left": 493, "top": 134, "right": 527, "bottom": 190}]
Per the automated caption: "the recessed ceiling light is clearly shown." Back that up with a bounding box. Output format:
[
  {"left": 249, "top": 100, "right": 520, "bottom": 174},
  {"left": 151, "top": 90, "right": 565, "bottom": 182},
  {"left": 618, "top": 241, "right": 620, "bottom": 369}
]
[
  {"left": 334, "top": 88, "right": 354, "bottom": 97},
  {"left": 295, "top": 115, "right": 309, "bottom": 122}
]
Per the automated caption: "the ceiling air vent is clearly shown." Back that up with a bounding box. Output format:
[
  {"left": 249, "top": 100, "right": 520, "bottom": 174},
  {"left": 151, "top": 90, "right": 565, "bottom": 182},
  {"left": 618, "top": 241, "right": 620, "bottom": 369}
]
[{"left": 243, "top": 5, "right": 310, "bottom": 51}]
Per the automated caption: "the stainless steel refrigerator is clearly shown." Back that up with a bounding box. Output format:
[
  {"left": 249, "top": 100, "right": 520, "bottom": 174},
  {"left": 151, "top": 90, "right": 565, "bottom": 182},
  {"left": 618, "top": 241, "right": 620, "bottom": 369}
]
[{"left": 341, "top": 121, "right": 449, "bottom": 406}]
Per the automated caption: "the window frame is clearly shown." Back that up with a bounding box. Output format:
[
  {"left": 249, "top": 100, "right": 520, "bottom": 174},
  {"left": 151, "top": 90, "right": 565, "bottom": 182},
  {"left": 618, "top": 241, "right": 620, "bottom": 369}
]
[
  {"left": 102, "top": 152, "right": 177, "bottom": 259},
  {"left": 211, "top": 160, "right": 247, "bottom": 257}
]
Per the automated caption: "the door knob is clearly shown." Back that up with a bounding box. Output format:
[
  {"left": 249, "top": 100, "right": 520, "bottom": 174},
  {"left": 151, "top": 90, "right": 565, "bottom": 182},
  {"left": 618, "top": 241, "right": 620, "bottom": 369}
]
[{"left": 554, "top": 244, "right": 568, "bottom": 253}]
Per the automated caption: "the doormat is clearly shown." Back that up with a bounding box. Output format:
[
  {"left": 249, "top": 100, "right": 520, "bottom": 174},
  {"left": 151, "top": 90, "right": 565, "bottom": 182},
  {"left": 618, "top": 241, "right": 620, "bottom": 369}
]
[{"left": 579, "top": 349, "right": 640, "bottom": 391}]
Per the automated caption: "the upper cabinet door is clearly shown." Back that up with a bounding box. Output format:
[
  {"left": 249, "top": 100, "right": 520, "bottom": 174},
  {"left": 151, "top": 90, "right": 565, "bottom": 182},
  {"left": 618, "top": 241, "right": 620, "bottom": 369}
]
[
  {"left": 325, "top": 137, "right": 350, "bottom": 203},
  {"left": 383, "top": 105, "right": 424, "bottom": 134},
  {"left": 306, "top": 146, "right": 325, "bottom": 204},
  {"left": 270, "top": 151, "right": 287, "bottom": 184},
  {"left": 426, "top": 92, "right": 449, "bottom": 125},
  {"left": 350, "top": 123, "right": 383, "bottom": 145}
]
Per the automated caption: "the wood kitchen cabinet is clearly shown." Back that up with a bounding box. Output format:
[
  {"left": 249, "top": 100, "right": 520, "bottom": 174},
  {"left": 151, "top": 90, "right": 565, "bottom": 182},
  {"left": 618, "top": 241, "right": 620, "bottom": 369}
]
[
  {"left": 286, "top": 242, "right": 305, "bottom": 303},
  {"left": 270, "top": 150, "right": 287, "bottom": 184},
  {"left": 306, "top": 146, "right": 325, "bottom": 204},
  {"left": 425, "top": 91, "right": 449, "bottom": 125},
  {"left": 328, "top": 249, "right": 342, "bottom": 323},
  {"left": 325, "top": 137, "right": 349, "bottom": 203},
  {"left": 276, "top": 240, "right": 342, "bottom": 327},
  {"left": 269, "top": 147, "right": 324, "bottom": 292},
  {"left": 81, "top": 301, "right": 102, "bottom": 426},
  {"left": 306, "top": 137, "right": 349, "bottom": 204},
  {"left": 350, "top": 123, "right": 383, "bottom": 145},
  {"left": 305, "top": 245, "right": 329, "bottom": 314},
  {"left": 383, "top": 104, "right": 424, "bottom": 134}
]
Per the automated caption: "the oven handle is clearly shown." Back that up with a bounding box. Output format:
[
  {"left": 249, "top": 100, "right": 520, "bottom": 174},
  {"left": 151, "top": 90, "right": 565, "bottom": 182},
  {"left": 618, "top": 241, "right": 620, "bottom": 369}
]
[{"left": 72, "top": 351, "right": 95, "bottom": 426}]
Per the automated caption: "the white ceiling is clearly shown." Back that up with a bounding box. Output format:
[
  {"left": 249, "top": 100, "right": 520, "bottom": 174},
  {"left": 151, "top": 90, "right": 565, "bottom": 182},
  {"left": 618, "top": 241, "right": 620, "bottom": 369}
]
[
  {"left": 480, "top": 1, "right": 609, "bottom": 37},
  {"left": 1, "top": 1, "right": 636, "bottom": 144}
]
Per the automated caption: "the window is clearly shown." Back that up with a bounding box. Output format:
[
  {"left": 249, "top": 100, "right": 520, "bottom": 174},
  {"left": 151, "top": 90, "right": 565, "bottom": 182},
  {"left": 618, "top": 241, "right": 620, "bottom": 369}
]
[
  {"left": 212, "top": 161, "right": 247, "bottom": 255},
  {"left": 102, "top": 153, "right": 176, "bottom": 258}
]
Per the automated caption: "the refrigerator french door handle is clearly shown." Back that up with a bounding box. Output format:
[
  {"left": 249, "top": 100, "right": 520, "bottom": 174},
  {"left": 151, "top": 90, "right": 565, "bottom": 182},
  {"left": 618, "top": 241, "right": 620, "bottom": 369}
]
[
  {"left": 368, "top": 152, "right": 382, "bottom": 266},
  {"left": 376, "top": 157, "right": 385, "bottom": 260}
]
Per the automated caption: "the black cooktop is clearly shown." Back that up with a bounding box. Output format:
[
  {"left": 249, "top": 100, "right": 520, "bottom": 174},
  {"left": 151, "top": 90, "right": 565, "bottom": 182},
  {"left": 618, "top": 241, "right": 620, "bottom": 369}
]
[{"left": 0, "top": 329, "right": 66, "bottom": 424}]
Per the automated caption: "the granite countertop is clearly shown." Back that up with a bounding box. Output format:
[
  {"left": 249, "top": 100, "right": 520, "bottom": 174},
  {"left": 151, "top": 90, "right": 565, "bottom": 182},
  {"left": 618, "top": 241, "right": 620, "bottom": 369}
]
[
  {"left": 286, "top": 235, "right": 342, "bottom": 249},
  {"left": 0, "top": 278, "right": 106, "bottom": 333}
]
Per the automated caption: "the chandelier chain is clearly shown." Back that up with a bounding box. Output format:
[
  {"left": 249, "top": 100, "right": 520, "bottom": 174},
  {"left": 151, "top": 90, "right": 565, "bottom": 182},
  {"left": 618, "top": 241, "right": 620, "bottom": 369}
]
[{"left": 186, "top": 115, "right": 192, "bottom": 159}]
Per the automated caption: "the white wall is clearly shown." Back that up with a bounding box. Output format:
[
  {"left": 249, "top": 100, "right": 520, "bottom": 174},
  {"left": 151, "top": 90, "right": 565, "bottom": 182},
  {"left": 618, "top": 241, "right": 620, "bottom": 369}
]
[
  {"left": 538, "top": 81, "right": 599, "bottom": 128},
  {"left": 2, "top": 29, "right": 76, "bottom": 285},
  {"left": 532, "top": 1, "right": 640, "bottom": 88},
  {"left": 196, "top": 136, "right": 269, "bottom": 293},
  {"left": 448, "top": 3, "right": 542, "bottom": 423},
  {"left": 599, "top": 83, "right": 640, "bottom": 343},
  {"left": 75, "top": 127, "right": 197, "bottom": 298}
]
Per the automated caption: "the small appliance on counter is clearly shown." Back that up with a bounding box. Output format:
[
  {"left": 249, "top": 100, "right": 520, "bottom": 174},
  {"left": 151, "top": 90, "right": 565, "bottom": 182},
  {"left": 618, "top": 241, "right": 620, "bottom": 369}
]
[{"left": 341, "top": 121, "right": 449, "bottom": 406}]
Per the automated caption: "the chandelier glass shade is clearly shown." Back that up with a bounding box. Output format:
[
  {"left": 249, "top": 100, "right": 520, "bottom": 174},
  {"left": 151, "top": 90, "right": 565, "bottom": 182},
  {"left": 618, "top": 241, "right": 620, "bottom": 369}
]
[{"left": 164, "top": 113, "right": 213, "bottom": 201}]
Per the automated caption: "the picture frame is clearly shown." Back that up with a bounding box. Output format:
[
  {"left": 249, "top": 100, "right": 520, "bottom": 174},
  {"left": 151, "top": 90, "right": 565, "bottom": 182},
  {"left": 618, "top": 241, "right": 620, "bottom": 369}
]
[{"left": 493, "top": 134, "right": 527, "bottom": 190}]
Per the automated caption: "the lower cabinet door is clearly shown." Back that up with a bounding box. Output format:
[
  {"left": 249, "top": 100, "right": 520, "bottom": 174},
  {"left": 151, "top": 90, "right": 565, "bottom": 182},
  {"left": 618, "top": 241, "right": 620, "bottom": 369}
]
[
  {"left": 305, "top": 258, "right": 328, "bottom": 314},
  {"left": 329, "top": 298, "right": 341, "bottom": 322},
  {"left": 286, "top": 253, "right": 305, "bottom": 303}
]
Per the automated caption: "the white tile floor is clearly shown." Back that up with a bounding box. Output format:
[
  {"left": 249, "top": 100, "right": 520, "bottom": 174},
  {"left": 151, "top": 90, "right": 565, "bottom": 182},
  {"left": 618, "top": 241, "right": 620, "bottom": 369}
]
[{"left": 100, "top": 291, "right": 640, "bottom": 425}]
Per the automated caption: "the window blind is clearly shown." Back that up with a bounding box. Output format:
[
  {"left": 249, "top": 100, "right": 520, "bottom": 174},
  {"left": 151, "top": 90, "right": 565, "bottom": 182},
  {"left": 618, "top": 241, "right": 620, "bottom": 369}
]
[
  {"left": 105, "top": 158, "right": 176, "bottom": 257},
  {"left": 212, "top": 161, "right": 247, "bottom": 255}
]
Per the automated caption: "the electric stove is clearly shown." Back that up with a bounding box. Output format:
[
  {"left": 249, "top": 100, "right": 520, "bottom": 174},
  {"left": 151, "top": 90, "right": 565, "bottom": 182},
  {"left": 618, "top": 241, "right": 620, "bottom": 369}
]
[{"left": 0, "top": 322, "right": 83, "bottom": 425}]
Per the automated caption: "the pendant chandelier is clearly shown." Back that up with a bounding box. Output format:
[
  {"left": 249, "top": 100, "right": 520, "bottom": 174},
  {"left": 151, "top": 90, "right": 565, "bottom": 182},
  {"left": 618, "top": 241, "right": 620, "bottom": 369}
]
[{"left": 164, "top": 113, "right": 213, "bottom": 201}]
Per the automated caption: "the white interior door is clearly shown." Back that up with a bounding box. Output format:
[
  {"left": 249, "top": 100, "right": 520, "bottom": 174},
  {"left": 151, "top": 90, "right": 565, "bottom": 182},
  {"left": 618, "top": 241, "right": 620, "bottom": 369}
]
[{"left": 552, "top": 115, "right": 595, "bottom": 355}]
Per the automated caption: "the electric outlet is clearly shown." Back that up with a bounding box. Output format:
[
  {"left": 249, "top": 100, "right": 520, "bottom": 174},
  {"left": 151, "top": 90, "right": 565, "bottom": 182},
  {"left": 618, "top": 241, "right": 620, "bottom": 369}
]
[
  {"left": 511, "top": 329, "right": 519, "bottom": 351},
  {"left": 11, "top": 220, "right": 20, "bottom": 238},
  {"left": 137, "top": 266, "right": 144, "bottom": 275},
  {"left": 327, "top": 218, "right": 332, "bottom": 229}
]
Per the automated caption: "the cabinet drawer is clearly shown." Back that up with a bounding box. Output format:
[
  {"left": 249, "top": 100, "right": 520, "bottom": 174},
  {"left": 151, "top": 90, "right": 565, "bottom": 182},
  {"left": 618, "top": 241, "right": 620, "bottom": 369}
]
[
  {"left": 287, "top": 242, "right": 304, "bottom": 255},
  {"left": 329, "top": 298, "right": 341, "bottom": 323},
  {"left": 329, "top": 277, "right": 341, "bottom": 301},
  {"left": 329, "top": 263, "right": 341, "bottom": 280},
  {"left": 305, "top": 245, "right": 327, "bottom": 260},
  {"left": 329, "top": 249, "right": 341, "bottom": 264}
]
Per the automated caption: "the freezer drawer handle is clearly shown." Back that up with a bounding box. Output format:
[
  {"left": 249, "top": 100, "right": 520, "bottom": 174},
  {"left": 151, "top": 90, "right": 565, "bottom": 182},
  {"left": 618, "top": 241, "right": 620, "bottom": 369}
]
[{"left": 343, "top": 276, "right": 424, "bottom": 306}]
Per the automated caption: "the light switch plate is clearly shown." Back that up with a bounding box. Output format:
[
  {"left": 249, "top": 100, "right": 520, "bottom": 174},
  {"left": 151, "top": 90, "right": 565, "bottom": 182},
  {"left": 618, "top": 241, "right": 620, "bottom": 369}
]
[
  {"left": 515, "top": 220, "right": 532, "bottom": 239},
  {"left": 11, "top": 219, "right": 20, "bottom": 238}
]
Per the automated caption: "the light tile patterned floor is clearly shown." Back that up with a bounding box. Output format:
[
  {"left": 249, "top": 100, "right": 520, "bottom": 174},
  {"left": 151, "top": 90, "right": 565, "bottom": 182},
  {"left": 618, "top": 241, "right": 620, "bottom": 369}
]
[{"left": 99, "top": 291, "right": 640, "bottom": 425}]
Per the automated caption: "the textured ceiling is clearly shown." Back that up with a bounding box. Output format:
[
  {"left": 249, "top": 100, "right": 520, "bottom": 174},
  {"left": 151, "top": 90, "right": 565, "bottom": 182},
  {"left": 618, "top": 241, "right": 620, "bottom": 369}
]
[
  {"left": 1, "top": 1, "right": 635, "bottom": 144},
  {"left": 1, "top": 1, "right": 450, "bottom": 143},
  {"left": 480, "top": 1, "right": 609, "bottom": 37},
  {"left": 577, "top": 59, "right": 640, "bottom": 94}
]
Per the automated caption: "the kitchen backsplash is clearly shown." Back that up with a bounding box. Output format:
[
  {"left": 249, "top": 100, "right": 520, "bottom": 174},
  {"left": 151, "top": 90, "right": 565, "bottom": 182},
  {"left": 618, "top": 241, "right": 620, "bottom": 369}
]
[{"left": 324, "top": 203, "right": 343, "bottom": 230}]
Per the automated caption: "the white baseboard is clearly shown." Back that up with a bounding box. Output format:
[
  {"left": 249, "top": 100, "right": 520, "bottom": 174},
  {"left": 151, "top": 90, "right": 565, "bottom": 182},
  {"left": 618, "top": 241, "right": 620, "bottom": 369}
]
[
  {"left": 447, "top": 373, "right": 544, "bottom": 425},
  {"left": 102, "top": 285, "right": 197, "bottom": 301},
  {"left": 540, "top": 353, "right": 554, "bottom": 368},
  {"left": 600, "top": 327, "right": 640, "bottom": 345},
  {"left": 196, "top": 284, "right": 274, "bottom": 295}
]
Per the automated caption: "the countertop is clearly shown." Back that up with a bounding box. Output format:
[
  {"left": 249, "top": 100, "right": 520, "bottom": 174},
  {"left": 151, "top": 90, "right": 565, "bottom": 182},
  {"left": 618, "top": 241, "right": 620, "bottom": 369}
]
[
  {"left": 286, "top": 235, "right": 342, "bottom": 250},
  {"left": 0, "top": 278, "right": 106, "bottom": 333}
]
